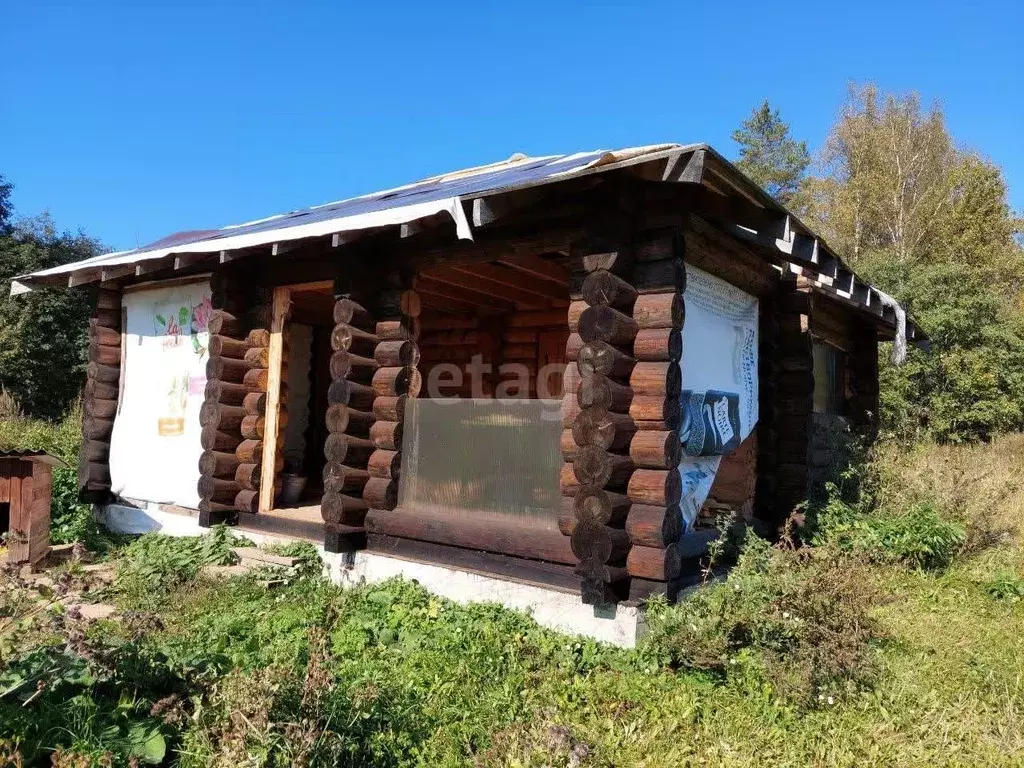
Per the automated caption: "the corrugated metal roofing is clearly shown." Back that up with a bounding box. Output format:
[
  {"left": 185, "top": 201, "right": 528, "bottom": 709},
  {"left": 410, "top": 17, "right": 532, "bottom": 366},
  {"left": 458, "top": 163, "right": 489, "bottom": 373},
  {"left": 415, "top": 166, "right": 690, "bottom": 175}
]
[
  {"left": 0, "top": 450, "right": 68, "bottom": 467},
  {"left": 4, "top": 141, "right": 924, "bottom": 345},
  {"left": 12, "top": 145, "right": 685, "bottom": 292}
]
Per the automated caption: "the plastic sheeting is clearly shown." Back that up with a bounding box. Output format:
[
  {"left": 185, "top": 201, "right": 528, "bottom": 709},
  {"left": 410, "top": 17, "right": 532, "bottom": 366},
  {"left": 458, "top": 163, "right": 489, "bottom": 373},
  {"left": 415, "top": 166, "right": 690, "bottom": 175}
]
[
  {"left": 398, "top": 398, "right": 563, "bottom": 529},
  {"left": 677, "top": 266, "right": 759, "bottom": 532},
  {"left": 109, "top": 280, "right": 212, "bottom": 508},
  {"left": 11, "top": 145, "right": 687, "bottom": 294}
]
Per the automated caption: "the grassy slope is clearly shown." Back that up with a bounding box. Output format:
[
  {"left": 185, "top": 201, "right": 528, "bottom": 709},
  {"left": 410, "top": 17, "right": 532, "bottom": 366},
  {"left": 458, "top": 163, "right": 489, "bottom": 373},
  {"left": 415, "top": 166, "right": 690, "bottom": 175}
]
[
  {"left": 122, "top": 542, "right": 1020, "bottom": 767},
  {"left": 115, "top": 443, "right": 1024, "bottom": 768},
  {"left": 1, "top": 415, "right": 1022, "bottom": 766}
]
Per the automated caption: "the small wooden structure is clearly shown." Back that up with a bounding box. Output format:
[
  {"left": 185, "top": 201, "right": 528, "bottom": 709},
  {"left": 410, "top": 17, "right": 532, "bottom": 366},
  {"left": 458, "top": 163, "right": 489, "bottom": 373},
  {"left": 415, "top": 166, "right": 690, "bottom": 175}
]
[
  {"left": 12, "top": 143, "right": 925, "bottom": 606},
  {"left": 0, "top": 450, "right": 64, "bottom": 566}
]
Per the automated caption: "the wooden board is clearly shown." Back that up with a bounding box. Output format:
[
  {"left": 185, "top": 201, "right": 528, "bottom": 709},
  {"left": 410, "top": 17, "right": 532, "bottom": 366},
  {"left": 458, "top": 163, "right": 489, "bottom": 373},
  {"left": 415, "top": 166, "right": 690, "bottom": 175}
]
[{"left": 258, "top": 286, "right": 290, "bottom": 513}]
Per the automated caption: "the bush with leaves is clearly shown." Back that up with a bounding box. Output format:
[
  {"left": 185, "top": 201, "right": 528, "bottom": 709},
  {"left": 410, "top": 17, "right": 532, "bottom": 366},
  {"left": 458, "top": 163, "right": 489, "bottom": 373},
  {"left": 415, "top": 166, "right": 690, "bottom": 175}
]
[
  {"left": 114, "top": 526, "right": 249, "bottom": 607},
  {"left": 642, "top": 534, "right": 882, "bottom": 706},
  {"left": 0, "top": 214, "right": 101, "bottom": 421},
  {"left": 815, "top": 495, "right": 966, "bottom": 570}
]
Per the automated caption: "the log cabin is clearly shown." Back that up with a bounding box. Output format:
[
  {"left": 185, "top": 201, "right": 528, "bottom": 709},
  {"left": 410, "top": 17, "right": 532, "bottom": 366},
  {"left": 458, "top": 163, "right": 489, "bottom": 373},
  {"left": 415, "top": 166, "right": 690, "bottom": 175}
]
[{"left": 12, "top": 143, "right": 923, "bottom": 623}]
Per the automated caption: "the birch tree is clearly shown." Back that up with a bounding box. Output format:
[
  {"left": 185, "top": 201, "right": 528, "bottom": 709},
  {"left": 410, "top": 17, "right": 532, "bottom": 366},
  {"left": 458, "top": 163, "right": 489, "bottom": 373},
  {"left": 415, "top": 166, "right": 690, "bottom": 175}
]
[{"left": 810, "top": 85, "right": 956, "bottom": 265}]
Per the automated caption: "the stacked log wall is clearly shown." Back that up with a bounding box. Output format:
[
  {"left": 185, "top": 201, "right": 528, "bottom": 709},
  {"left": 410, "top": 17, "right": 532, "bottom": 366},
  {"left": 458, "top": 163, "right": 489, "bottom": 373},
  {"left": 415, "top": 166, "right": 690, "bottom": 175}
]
[
  {"left": 319, "top": 283, "right": 411, "bottom": 551},
  {"left": 417, "top": 316, "right": 486, "bottom": 397},
  {"left": 79, "top": 287, "right": 123, "bottom": 502},
  {"left": 357, "top": 287, "right": 422, "bottom": 551},
  {"left": 557, "top": 227, "right": 643, "bottom": 604},
  {"left": 754, "top": 288, "right": 781, "bottom": 524},
  {"left": 198, "top": 273, "right": 256, "bottom": 524},
  {"left": 773, "top": 274, "right": 814, "bottom": 521},
  {"left": 807, "top": 294, "right": 875, "bottom": 500},
  {"left": 622, "top": 231, "right": 687, "bottom": 600}
]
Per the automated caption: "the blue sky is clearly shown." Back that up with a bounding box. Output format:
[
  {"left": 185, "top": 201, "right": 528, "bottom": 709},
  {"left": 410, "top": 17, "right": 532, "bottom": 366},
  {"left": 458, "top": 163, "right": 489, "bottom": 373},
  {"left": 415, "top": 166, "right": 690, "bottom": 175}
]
[{"left": 2, "top": 0, "right": 1021, "bottom": 253}]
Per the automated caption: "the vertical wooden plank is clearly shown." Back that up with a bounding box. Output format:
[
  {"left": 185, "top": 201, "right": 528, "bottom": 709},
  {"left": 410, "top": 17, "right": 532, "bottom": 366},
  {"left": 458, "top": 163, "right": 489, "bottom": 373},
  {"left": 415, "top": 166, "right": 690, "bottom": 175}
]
[
  {"left": 258, "top": 286, "right": 290, "bottom": 513},
  {"left": 118, "top": 303, "right": 128, "bottom": 413},
  {"left": 7, "top": 462, "right": 25, "bottom": 562},
  {"left": 30, "top": 466, "right": 51, "bottom": 564},
  {"left": 0, "top": 459, "right": 10, "bottom": 503},
  {"left": 19, "top": 466, "right": 35, "bottom": 563}
]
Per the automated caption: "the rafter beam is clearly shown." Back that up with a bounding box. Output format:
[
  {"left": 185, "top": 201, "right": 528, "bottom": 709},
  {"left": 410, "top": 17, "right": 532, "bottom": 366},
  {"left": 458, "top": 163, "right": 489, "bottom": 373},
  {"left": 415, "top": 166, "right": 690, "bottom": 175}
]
[
  {"left": 271, "top": 241, "right": 301, "bottom": 256},
  {"left": 678, "top": 149, "right": 706, "bottom": 184},
  {"left": 134, "top": 257, "right": 172, "bottom": 277},
  {"left": 174, "top": 253, "right": 211, "bottom": 270},
  {"left": 100, "top": 264, "right": 137, "bottom": 282},
  {"left": 68, "top": 269, "right": 101, "bottom": 287},
  {"left": 470, "top": 187, "right": 546, "bottom": 228},
  {"left": 496, "top": 253, "right": 570, "bottom": 285},
  {"left": 414, "top": 274, "right": 518, "bottom": 310},
  {"left": 414, "top": 284, "right": 481, "bottom": 313},
  {"left": 448, "top": 262, "right": 566, "bottom": 302}
]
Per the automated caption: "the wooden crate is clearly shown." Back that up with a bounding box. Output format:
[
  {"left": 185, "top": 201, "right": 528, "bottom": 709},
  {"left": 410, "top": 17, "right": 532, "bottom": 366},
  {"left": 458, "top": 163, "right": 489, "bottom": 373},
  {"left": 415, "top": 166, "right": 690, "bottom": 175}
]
[{"left": 0, "top": 451, "right": 65, "bottom": 567}]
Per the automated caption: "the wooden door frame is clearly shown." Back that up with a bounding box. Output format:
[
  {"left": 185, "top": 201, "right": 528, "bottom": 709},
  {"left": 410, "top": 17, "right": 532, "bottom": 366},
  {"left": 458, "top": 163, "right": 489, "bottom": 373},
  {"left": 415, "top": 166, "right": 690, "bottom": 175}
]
[{"left": 258, "top": 280, "right": 333, "bottom": 513}]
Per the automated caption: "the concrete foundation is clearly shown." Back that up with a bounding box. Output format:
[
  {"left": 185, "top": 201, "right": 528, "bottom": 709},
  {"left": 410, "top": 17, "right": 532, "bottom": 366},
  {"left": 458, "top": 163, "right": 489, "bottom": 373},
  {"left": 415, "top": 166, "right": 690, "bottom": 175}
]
[{"left": 96, "top": 501, "right": 646, "bottom": 647}]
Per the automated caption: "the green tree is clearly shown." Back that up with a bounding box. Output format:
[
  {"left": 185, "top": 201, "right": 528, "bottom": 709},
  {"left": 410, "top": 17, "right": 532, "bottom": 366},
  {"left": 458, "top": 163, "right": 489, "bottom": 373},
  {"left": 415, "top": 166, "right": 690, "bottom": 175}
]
[
  {"left": 0, "top": 184, "right": 101, "bottom": 420},
  {"left": 806, "top": 85, "right": 1024, "bottom": 442},
  {"left": 732, "top": 100, "right": 811, "bottom": 206},
  {"left": 0, "top": 173, "right": 12, "bottom": 231}
]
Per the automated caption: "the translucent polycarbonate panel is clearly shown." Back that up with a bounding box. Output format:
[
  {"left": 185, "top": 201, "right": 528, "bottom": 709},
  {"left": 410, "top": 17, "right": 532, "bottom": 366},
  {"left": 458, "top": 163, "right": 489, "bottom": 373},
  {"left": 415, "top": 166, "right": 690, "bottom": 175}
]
[{"left": 399, "top": 398, "right": 564, "bottom": 529}]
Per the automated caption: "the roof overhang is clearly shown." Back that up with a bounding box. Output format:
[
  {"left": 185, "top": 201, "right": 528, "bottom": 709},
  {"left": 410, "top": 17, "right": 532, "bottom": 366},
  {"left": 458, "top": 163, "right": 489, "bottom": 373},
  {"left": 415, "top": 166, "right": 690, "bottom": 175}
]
[{"left": 10, "top": 142, "right": 923, "bottom": 344}]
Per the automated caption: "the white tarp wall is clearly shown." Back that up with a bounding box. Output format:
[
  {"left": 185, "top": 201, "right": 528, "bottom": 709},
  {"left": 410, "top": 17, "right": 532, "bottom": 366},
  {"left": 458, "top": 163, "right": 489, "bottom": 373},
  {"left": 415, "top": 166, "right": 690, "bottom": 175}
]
[
  {"left": 109, "top": 280, "right": 212, "bottom": 508},
  {"left": 677, "top": 265, "right": 759, "bottom": 532}
]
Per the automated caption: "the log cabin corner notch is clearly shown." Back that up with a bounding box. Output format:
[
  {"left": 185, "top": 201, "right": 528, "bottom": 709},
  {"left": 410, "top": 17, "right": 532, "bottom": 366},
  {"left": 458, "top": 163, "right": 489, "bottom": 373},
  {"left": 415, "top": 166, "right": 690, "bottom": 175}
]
[{"left": 11, "top": 143, "right": 924, "bottom": 611}]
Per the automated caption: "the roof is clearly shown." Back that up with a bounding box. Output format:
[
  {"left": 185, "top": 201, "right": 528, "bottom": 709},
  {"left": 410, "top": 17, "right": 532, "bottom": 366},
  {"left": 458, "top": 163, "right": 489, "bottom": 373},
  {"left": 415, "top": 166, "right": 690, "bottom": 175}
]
[
  {"left": 9, "top": 142, "right": 923, "bottom": 342},
  {"left": 10, "top": 145, "right": 681, "bottom": 292},
  {"left": 0, "top": 450, "right": 68, "bottom": 468}
]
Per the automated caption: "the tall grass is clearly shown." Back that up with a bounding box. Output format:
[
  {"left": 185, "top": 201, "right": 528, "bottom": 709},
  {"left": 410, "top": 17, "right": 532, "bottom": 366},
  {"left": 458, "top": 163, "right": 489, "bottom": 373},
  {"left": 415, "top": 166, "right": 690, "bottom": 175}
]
[
  {"left": 0, "top": 395, "right": 83, "bottom": 462},
  {"left": 870, "top": 435, "right": 1024, "bottom": 551}
]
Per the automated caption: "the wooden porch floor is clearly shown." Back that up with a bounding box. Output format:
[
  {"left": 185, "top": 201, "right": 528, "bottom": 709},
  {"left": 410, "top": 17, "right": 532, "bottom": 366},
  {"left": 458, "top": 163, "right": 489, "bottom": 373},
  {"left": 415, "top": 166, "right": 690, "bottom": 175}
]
[{"left": 235, "top": 503, "right": 324, "bottom": 543}]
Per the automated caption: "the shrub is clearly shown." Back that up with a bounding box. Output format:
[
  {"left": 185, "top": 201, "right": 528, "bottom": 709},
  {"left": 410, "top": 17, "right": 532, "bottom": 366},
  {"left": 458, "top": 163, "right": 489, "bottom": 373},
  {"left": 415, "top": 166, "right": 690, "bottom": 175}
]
[
  {"left": 983, "top": 572, "right": 1024, "bottom": 601},
  {"left": 865, "top": 502, "right": 965, "bottom": 569},
  {"left": 813, "top": 492, "right": 965, "bottom": 571},
  {"left": 114, "top": 526, "right": 247, "bottom": 606},
  {"left": 642, "top": 534, "right": 881, "bottom": 706}
]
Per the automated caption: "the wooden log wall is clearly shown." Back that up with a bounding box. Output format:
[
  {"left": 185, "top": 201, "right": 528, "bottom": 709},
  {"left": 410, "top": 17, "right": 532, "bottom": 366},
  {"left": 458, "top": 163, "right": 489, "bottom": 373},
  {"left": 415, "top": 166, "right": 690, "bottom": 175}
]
[
  {"left": 415, "top": 310, "right": 567, "bottom": 399},
  {"left": 197, "top": 273, "right": 255, "bottom": 525},
  {"left": 560, "top": 227, "right": 686, "bottom": 605},
  {"left": 624, "top": 233, "right": 687, "bottom": 600},
  {"left": 417, "top": 313, "right": 492, "bottom": 397},
  {"left": 696, "top": 432, "right": 757, "bottom": 526},
  {"left": 320, "top": 284, "right": 388, "bottom": 551},
  {"left": 79, "top": 287, "right": 122, "bottom": 502},
  {"left": 773, "top": 274, "right": 814, "bottom": 522},
  {"left": 754, "top": 286, "right": 780, "bottom": 524},
  {"left": 346, "top": 287, "right": 421, "bottom": 552},
  {"left": 848, "top": 324, "right": 880, "bottom": 440}
]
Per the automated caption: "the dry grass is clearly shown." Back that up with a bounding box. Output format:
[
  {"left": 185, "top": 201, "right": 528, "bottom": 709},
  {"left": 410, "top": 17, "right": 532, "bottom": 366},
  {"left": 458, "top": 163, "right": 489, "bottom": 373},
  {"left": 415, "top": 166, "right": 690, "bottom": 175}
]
[
  {"left": 0, "top": 388, "right": 23, "bottom": 420},
  {"left": 871, "top": 434, "right": 1024, "bottom": 551}
]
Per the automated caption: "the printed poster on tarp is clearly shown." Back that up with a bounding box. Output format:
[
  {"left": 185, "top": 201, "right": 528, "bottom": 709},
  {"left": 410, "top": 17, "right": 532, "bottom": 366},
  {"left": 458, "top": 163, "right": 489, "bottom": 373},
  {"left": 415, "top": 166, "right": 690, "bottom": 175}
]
[
  {"left": 109, "top": 280, "right": 212, "bottom": 508},
  {"left": 677, "top": 265, "right": 758, "bottom": 532}
]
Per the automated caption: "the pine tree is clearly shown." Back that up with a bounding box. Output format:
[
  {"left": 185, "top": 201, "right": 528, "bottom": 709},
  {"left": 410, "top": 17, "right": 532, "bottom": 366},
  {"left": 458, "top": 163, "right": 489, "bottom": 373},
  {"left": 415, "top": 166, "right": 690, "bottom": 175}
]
[
  {"left": 0, "top": 174, "right": 13, "bottom": 232},
  {"left": 732, "top": 100, "right": 810, "bottom": 206}
]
